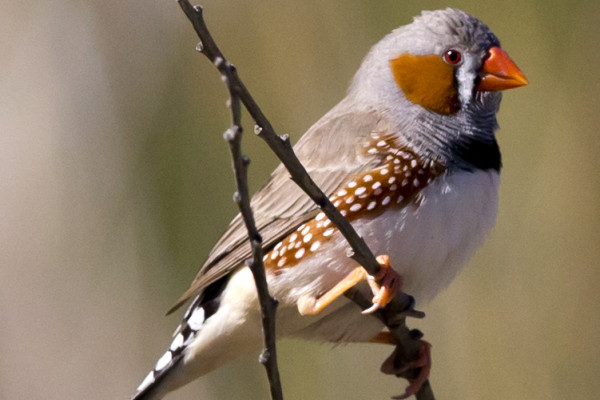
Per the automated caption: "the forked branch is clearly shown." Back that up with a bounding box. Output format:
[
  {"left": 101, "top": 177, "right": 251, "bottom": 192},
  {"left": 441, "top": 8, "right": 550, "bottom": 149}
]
[{"left": 177, "top": 2, "right": 434, "bottom": 399}]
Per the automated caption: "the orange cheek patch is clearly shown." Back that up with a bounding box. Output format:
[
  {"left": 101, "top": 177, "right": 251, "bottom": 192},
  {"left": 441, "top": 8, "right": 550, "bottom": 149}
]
[{"left": 390, "top": 54, "right": 460, "bottom": 115}]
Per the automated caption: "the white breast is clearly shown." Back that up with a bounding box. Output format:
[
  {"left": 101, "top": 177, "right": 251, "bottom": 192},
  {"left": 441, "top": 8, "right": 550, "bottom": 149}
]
[
  {"left": 270, "top": 169, "right": 500, "bottom": 307},
  {"left": 360, "top": 169, "right": 500, "bottom": 302}
]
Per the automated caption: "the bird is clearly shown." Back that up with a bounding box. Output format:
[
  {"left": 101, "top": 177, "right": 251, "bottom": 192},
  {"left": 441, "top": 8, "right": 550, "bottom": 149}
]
[{"left": 132, "top": 8, "right": 527, "bottom": 400}]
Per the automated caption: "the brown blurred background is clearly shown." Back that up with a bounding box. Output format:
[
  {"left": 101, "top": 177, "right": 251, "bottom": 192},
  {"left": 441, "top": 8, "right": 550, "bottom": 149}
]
[{"left": 1, "top": 1, "right": 599, "bottom": 399}]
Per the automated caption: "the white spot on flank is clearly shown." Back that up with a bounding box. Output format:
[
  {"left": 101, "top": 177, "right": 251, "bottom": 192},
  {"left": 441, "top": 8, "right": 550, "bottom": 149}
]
[
  {"left": 367, "top": 201, "right": 377, "bottom": 210},
  {"left": 303, "top": 233, "right": 313, "bottom": 243},
  {"left": 270, "top": 251, "right": 278, "bottom": 260},
  {"left": 396, "top": 195, "right": 404, "bottom": 203},
  {"left": 388, "top": 176, "right": 396, "bottom": 184},
  {"left": 411, "top": 159, "right": 418, "bottom": 168},
  {"left": 333, "top": 200, "right": 341, "bottom": 207},
  {"left": 345, "top": 196, "right": 355, "bottom": 204},
  {"left": 413, "top": 178, "right": 420, "bottom": 187},
  {"left": 380, "top": 168, "right": 389, "bottom": 176},
  {"left": 402, "top": 179, "right": 409, "bottom": 187},
  {"left": 310, "top": 241, "right": 321, "bottom": 252},
  {"left": 294, "top": 241, "right": 302, "bottom": 249},
  {"left": 277, "top": 257, "right": 287, "bottom": 267},
  {"left": 274, "top": 242, "right": 282, "bottom": 250},
  {"left": 170, "top": 333, "right": 184, "bottom": 351},
  {"left": 355, "top": 186, "right": 366, "bottom": 196},
  {"left": 155, "top": 351, "right": 172, "bottom": 371},
  {"left": 372, "top": 181, "right": 382, "bottom": 190},
  {"left": 301, "top": 226, "right": 310, "bottom": 236},
  {"left": 368, "top": 147, "right": 377, "bottom": 154},
  {"left": 295, "top": 248, "right": 305, "bottom": 259},
  {"left": 337, "top": 189, "right": 347, "bottom": 197},
  {"left": 279, "top": 246, "right": 287, "bottom": 256},
  {"left": 377, "top": 140, "right": 387, "bottom": 147},
  {"left": 382, "top": 196, "right": 391, "bottom": 206},
  {"left": 390, "top": 184, "right": 398, "bottom": 191},
  {"left": 316, "top": 212, "right": 325, "bottom": 221},
  {"left": 350, "top": 203, "right": 362, "bottom": 212},
  {"left": 373, "top": 188, "right": 383, "bottom": 196},
  {"left": 323, "top": 228, "right": 335, "bottom": 237},
  {"left": 363, "top": 174, "right": 373, "bottom": 182},
  {"left": 289, "top": 233, "right": 298, "bottom": 242},
  {"left": 137, "top": 371, "right": 155, "bottom": 392},
  {"left": 187, "top": 306, "right": 205, "bottom": 331},
  {"left": 348, "top": 181, "right": 357, "bottom": 188},
  {"left": 340, "top": 210, "right": 347, "bottom": 216}
]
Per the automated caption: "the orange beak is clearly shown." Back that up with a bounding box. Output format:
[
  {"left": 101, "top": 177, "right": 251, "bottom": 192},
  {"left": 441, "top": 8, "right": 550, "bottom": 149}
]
[{"left": 476, "top": 46, "right": 528, "bottom": 91}]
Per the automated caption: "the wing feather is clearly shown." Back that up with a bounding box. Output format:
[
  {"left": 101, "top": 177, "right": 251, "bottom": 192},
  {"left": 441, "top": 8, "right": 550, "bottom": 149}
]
[{"left": 168, "top": 99, "right": 389, "bottom": 313}]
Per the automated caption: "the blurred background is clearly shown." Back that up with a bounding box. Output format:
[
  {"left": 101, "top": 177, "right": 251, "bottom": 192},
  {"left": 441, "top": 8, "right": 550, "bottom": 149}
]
[{"left": 1, "top": 0, "right": 599, "bottom": 399}]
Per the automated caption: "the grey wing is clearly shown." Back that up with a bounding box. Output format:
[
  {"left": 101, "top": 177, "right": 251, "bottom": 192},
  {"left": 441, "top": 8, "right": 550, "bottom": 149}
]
[{"left": 168, "top": 100, "right": 386, "bottom": 313}]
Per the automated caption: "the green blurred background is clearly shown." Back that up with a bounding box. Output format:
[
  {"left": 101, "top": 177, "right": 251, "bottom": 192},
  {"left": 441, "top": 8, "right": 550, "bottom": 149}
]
[{"left": 1, "top": 1, "right": 599, "bottom": 399}]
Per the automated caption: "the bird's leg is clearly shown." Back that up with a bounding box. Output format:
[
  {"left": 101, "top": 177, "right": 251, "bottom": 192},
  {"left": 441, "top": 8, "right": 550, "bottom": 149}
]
[
  {"left": 297, "top": 255, "right": 402, "bottom": 316},
  {"left": 376, "top": 334, "right": 432, "bottom": 400}
]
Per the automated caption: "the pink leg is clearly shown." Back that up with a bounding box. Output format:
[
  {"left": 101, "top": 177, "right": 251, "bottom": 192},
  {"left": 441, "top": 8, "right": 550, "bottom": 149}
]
[{"left": 380, "top": 340, "right": 432, "bottom": 399}]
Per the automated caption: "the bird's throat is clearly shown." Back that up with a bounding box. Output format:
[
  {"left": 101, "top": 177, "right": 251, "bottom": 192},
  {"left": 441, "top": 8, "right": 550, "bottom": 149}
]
[{"left": 390, "top": 54, "right": 460, "bottom": 115}]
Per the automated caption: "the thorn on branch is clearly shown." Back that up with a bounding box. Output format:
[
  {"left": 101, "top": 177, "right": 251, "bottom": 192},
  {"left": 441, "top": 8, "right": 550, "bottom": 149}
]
[
  {"left": 259, "top": 350, "right": 270, "bottom": 365},
  {"left": 223, "top": 128, "right": 236, "bottom": 142},
  {"left": 410, "top": 329, "right": 424, "bottom": 340}
]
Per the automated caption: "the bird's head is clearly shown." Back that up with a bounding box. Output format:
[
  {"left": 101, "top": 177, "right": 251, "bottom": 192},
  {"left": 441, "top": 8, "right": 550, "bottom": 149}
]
[{"left": 351, "top": 8, "right": 527, "bottom": 117}]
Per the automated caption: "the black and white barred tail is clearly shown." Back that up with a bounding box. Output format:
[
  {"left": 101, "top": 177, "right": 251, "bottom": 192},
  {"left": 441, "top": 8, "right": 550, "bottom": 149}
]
[{"left": 131, "top": 282, "right": 225, "bottom": 400}]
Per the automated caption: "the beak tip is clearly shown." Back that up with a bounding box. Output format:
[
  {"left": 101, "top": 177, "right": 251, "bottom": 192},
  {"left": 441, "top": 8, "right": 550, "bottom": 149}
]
[{"left": 477, "top": 46, "right": 528, "bottom": 91}]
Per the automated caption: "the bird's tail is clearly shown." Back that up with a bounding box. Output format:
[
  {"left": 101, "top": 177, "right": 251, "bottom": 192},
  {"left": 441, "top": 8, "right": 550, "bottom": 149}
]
[{"left": 130, "top": 291, "right": 218, "bottom": 400}]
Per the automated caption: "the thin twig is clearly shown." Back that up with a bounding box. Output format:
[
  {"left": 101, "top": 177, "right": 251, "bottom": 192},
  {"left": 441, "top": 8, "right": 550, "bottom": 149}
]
[
  {"left": 178, "top": 3, "right": 284, "bottom": 400},
  {"left": 177, "top": 2, "right": 434, "bottom": 399}
]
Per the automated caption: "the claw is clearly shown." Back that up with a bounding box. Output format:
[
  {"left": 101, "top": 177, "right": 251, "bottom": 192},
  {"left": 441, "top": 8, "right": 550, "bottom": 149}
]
[
  {"left": 298, "top": 254, "right": 402, "bottom": 316},
  {"left": 382, "top": 341, "right": 432, "bottom": 399},
  {"left": 361, "top": 255, "right": 403, "bottom": 315}
]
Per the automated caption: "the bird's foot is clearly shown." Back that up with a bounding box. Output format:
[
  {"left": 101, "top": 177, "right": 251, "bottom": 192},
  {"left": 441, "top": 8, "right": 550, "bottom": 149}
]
[
  {"left": 380, "top": 340, "right": 432, "bottom": 399},
  {"left": 361, "top": 255, "right": 403, "bottom": 314},
  {"left": 297, "top": 254, "right": 402, "bottom": 316}
]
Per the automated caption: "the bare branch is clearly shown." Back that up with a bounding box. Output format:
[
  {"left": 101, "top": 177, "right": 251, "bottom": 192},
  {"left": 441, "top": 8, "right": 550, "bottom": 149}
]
[
  {"left": 177, "top": 2, "right": 434, "bottom": 399},
  {"left": 178, "top": 3, "right": 283, "bottom": 400}
]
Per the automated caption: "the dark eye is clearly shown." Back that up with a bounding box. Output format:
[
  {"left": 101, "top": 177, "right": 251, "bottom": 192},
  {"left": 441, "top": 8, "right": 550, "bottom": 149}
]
[{"left": 443, "top": 50, "right": 462, "bottom": 65}]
